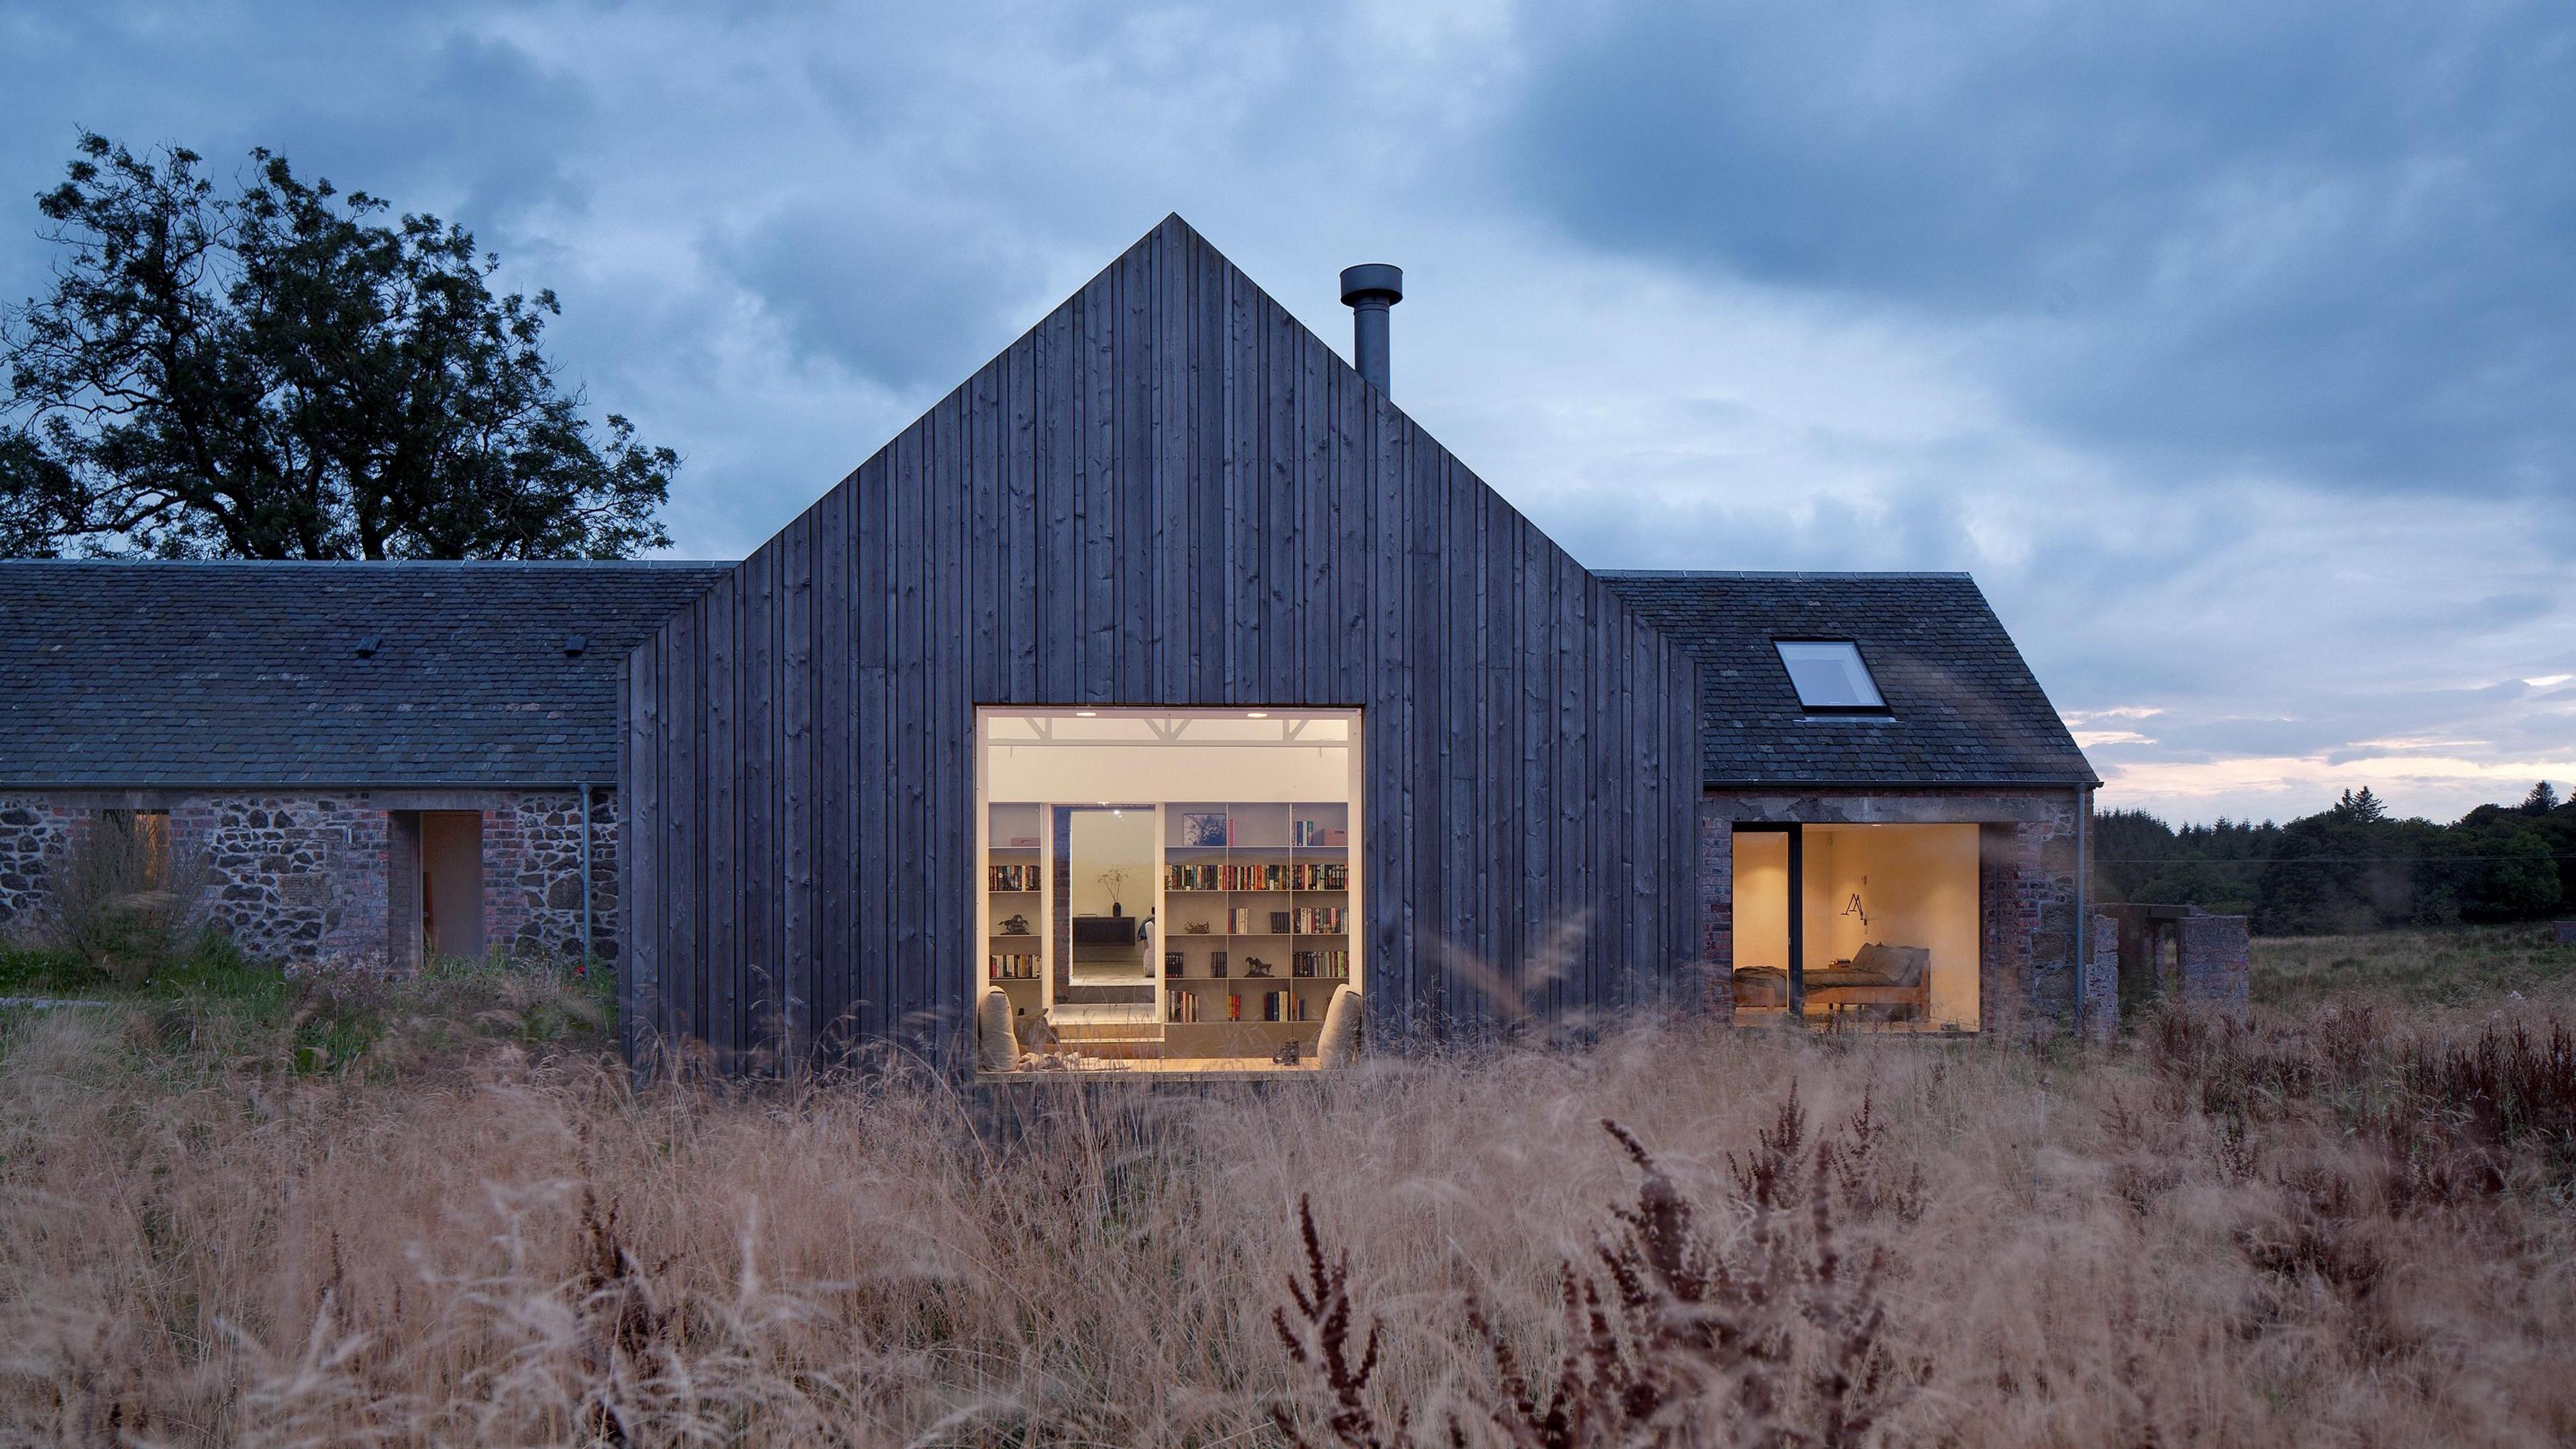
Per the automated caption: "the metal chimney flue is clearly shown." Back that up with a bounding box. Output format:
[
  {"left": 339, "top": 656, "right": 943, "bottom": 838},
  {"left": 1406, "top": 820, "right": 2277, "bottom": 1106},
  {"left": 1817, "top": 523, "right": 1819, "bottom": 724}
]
[{"left": 1338, "top": 264, "right": 1403, "bottom": 394}]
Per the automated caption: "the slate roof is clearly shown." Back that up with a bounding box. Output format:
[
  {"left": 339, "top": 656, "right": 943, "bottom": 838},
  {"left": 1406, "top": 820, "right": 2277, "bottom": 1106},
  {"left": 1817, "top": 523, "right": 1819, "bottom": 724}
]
[
  {"left": 1595, "top": 571, "right": 2098, "bottom": 789},
  {"left": 0, "top": 561, "right": 727, "bottom": 788}
]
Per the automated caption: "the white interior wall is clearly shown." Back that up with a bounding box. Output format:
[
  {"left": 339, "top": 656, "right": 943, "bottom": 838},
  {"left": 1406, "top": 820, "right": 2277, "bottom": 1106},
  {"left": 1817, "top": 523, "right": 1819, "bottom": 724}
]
[
  {"left": 1801, "top": 828, "right": 1842, "bottom": 965},
  {"left": 1067, "top": 809, "right": 1157, "bottom": 918},
  {"left": 985, "top": 743, "right": 1348, "bottom": 802},
  {"left": 1807, "top": 824, "right": 1981, "bottom": 1028},
  {"left": 1731, "top": 831, "right": 1790, "bottom": 973}
]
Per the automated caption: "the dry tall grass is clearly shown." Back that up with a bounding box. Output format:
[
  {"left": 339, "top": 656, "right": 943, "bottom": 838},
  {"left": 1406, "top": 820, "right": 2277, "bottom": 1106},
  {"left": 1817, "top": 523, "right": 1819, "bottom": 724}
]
[{"left": 4, "top": 945, "right": 2575, "bottom": 1446}]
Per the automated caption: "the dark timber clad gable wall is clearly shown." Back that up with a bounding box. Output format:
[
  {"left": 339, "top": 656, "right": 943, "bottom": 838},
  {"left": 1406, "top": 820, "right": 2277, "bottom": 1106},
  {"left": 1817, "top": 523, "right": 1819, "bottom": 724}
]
[{"left": 621, "top": 216, "right": 1703, "bottom": 1069}]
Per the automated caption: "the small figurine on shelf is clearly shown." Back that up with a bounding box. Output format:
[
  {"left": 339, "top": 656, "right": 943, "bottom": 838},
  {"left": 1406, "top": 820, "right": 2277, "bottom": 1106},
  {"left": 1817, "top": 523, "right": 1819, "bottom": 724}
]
[
  {"left": 1243, "top": 956, "right": 1275, "bottom": 978},
  {"left": 1273, "top": 1040, "right": 1303, "bottom": 1067},
  {"left": 1183, "top": 920, "right": 1212, "bottom": 935},
  {"left": 998, "top": 914, "right": 1032, "bottom": 935}
]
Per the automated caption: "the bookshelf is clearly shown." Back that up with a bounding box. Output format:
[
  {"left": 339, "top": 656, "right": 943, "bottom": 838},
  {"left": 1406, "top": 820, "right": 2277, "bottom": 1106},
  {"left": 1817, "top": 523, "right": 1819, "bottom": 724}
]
[
  {"left": 985, "top": 802, "right": 1047, "bottom": 1046},
  {"left": 1161, "top": 800, "right": 1352, "bottom": 1051},
  {"left": 979, "top": 796, "right": 1356, "bottom": 1067}
]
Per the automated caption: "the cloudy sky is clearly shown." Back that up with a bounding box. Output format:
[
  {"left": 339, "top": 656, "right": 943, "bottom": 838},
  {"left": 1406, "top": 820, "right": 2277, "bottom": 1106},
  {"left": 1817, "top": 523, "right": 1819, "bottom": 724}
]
[{"left": 5, "top": 0, "right": 2570, "bottom": 825}]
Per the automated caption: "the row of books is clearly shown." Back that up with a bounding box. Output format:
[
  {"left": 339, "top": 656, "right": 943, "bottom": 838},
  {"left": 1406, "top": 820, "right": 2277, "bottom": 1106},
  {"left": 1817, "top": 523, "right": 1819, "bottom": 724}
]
[
  {"left": 987, "top": 953, "right": 1040, "bottom": 981},
  {"left": 1221, "top": 907, "right": 1346, "bottom": 935},
  {"left": 1163, "top": 950, "right": 1350, "bottom": 979},
  {"left": 1165, "top": 862, "right": 1350, "bottom": 892},
  {"left": 986, "top": 863, "right": 1040, "bottom": 893},
  {"left": 1167, "top": 989, "right": 1313, "bottom": 1024},
  {"left": 1292, "top": 821, "right": 1349, "bottom": 847}
]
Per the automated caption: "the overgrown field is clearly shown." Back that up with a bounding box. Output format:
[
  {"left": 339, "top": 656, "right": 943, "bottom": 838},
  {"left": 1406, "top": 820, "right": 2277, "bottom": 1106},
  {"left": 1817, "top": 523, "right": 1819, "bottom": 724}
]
[{"left": 3, "top": 928, "right": 2574, "bottom": 1446}]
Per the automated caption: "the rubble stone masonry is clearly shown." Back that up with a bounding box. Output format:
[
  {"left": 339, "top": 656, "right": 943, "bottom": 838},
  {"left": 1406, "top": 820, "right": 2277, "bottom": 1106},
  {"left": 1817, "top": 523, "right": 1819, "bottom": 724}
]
[{"left": 0, "top": 789, "right": 619, "bottom": 970}]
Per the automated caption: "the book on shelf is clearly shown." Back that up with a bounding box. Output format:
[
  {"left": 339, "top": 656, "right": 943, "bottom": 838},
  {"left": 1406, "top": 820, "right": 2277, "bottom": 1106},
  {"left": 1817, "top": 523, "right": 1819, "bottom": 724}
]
[
  {"left": 986, "top": 953, "right": 1040, "bottom": 981},
  {"left": 1164, "top": 951, "right": 1183, "bottom": 979},
  {"left": 986, "top": 863, "right": 1039, "bottom": 892},
  {"left": 1260, "top": 990, "right": 1283, "bottom": 1022},
  {"left": 1225, "top": 908, "right": 1262, "bottom": 934},
  {"left": 1209, "top": 950, "right": 1228, "bottom": 978},
  {"left": 1166, "top": 862, "right": 1313, "bottom": 893},
  {"left": 1227, "top": 993, "right": 1243, "bottom": 1022},
  {"left": 1269, "top": 909, "right": 1292, "bottom": 934},
  {"left": 1292, "top": 820, "right": 1348, "bottom": 847},
  {"left": 1289, "top": 906, "right": 1346, "bottom": 934},
  {"left": 1167, "top": 989, "right": 1201, "bottom": 1024},
  {"left": 1289, "top": 861, "right": 1348, "bottom": 891},
  {"left": 1292, "top": 951, "right": 1315, "bottom": 978}
]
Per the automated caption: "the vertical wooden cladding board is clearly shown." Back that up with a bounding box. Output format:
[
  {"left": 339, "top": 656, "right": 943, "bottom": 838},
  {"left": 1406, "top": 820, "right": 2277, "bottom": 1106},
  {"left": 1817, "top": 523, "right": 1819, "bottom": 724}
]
[
  {"left": 704, "top": 572, "right": 738, "bottom": 1057},
  {"left": 622, "top": 215, "right": 1703, "bottom": 1071},
  {"left": 742, "top": 546, "right": 780, "bottom": 1049},
  {"left": 781, "top": 515, "right": 816, "bottom": 1052},
  {"left": 814, "top": 483, "right": 851, "bottom": 1058},
  {"left": 853, "top": 456, "right": 890, "bottom": 1055},
  {"left": 618, "top": 645, "right": 652, "bottom": 1064}
]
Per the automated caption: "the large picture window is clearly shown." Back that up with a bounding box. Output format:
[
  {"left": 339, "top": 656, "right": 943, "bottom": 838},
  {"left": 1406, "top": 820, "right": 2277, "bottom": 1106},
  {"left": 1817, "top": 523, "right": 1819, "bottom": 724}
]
[
  {"left": 1729, "top": 822, "right": 1980, "bottom": 1032},
  {"left": 975, "top": 707, "right": 1362, "bottom": 1073}
]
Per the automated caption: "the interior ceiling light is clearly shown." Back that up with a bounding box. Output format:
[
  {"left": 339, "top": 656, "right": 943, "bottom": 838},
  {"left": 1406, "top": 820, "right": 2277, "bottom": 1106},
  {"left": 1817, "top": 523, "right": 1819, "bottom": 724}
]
[
  {"left": 1075, "top": 710, "right": 1098, "bottom": 717},
  {"left": 1246, "top": 710, "right": 1269, "bottom": 718}
]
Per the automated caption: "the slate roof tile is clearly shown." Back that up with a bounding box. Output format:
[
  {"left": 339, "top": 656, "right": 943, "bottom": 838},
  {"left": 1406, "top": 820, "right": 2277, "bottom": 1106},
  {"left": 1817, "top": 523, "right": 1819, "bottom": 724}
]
[
  {"left": 1595, "top": 570, "right": 2098, "bottom": 789},
  {"left": 0, "top": 561, "right": 727, "bottom": 788}
]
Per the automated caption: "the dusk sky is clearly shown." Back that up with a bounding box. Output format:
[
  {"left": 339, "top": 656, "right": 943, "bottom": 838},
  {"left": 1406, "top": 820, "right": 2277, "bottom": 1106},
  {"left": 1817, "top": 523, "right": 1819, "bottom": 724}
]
[{"left": 5, "top": 0, "right": 2569, "bottom": 826}]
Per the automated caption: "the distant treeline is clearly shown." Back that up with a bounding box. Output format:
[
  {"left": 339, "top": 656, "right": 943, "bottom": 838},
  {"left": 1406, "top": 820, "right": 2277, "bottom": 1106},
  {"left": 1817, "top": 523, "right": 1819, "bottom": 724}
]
[{"left": 2094, "top": 784, "right": 2572, "bottom": 935}]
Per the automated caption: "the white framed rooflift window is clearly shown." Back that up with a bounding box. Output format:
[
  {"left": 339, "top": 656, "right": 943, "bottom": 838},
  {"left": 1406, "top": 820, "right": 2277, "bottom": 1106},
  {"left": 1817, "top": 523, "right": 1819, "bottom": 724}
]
[
  {"left": 974, "top": 706, "right": 1362, "bottom": 1074},
  {"left": 1776, "top": 640, "right": 1886, "bottom": 711}
]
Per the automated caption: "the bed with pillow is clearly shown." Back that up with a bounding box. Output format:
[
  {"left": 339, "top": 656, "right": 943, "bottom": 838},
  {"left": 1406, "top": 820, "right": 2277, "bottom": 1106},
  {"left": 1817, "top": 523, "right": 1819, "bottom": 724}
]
[{"left": 1732, "top": 943, "right": 1930, "bottom": 1021}]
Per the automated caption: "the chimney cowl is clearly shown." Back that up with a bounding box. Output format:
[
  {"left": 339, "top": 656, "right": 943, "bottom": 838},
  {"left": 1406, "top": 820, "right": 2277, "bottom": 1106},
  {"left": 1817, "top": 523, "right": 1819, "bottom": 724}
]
[
  {"left": 1338, "top": 263, "right": 1403, "bottom": 394},
  {"left": 1338, "top": 264, "right": 1403, "bottom": 306}
]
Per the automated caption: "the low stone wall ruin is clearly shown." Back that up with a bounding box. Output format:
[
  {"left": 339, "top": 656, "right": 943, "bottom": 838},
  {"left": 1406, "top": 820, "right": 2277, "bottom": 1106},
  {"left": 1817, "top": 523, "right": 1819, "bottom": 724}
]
[{"left": 0, "top": 789, "right": 620, "bottom": 970}]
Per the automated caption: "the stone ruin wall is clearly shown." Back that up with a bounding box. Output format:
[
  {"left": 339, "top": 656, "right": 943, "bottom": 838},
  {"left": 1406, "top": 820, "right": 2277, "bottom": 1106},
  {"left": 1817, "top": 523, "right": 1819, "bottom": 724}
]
[{"left": 0, "top": 790, "right": 618, "bottom": 971}]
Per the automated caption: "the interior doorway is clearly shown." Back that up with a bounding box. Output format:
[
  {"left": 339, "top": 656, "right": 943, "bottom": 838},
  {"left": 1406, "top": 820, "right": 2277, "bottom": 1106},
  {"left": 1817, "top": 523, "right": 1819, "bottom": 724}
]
[{"left": 418, "top": 811, "right": 486, "bottom": 962}]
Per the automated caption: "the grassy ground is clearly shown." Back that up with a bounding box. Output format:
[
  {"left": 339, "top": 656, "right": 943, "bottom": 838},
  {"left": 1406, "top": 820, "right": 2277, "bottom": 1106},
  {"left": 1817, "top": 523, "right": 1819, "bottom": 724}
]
[
  {"left": 1, "top": 927, "right": 2572, "bottom": 1446},
  {"left": 0, "top": 933, "right": 614, "bottom": 1075},
  {"left": 2252, "top": 921, "right": 2576, "bottom": 1008}
]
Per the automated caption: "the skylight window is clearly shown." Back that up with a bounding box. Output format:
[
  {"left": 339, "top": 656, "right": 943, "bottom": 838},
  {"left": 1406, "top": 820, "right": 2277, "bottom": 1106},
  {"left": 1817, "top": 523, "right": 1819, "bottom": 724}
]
[{"left": 1776, "top": 641, "right": 1886, "bottom": 711}]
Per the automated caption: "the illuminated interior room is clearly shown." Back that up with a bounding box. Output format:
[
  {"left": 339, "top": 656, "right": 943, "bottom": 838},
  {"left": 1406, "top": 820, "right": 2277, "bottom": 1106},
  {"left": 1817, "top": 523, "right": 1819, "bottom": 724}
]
[
  {"left": 977, "top": 706, "right": 1362, "bottom": 1072},
  {"left": 1729, "top": 822, "right": 1982, "bottom": 1032}
]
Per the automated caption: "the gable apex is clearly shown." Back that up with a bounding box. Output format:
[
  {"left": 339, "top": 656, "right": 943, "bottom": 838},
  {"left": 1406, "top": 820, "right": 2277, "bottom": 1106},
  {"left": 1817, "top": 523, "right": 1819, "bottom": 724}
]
[{"left": 710, "top": 208, "right": 1642, "bottom": 641}]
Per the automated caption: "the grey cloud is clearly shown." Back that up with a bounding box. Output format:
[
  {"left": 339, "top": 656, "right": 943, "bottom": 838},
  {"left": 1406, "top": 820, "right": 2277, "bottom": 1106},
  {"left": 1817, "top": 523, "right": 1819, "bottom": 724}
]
[
  {"left": 1503, "top": 0, "right": 2576, "bottom": 498},
  {"left": 708, "top": 202, "right": 1052, "bottom": 392}
]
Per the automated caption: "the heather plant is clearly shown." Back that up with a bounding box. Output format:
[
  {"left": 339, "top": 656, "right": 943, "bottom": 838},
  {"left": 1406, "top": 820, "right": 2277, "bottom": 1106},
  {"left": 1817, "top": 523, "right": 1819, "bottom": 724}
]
[{"left": 1271, "top": 1101, "right": 1925, "bottom": 1448}]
